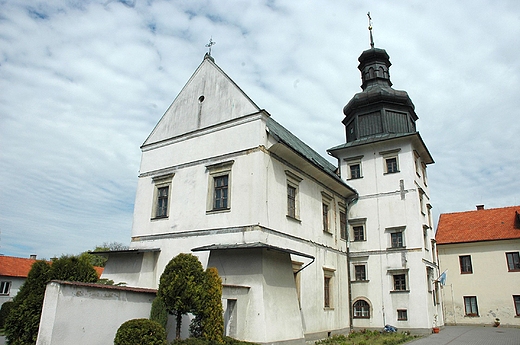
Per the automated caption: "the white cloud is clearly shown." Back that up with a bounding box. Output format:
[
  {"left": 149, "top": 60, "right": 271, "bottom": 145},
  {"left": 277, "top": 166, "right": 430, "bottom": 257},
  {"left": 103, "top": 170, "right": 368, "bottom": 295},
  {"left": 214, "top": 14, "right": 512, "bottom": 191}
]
[{"left": 1, "top": 0, "right": 519, "bottom": 258}]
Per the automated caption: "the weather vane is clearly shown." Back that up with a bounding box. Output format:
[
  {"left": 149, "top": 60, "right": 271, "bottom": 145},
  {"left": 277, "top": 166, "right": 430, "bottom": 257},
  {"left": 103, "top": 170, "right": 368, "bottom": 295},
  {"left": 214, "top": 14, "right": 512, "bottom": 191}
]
[
  {"left": 205, "top": 37, "right": 216, "bottom": 56},
  {"left": 367, "top": 12, "right": 374, "bottom": 48}
]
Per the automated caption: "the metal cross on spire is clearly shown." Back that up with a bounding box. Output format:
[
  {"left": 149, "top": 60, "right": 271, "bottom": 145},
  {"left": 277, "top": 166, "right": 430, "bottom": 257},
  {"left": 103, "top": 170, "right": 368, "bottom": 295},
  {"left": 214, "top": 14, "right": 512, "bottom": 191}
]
[
  {"left": 205, "top": 37, "right": 216, "bottom": 56},
  {"left": 367, "top": 12, "right": 374, "bottom": 48}
]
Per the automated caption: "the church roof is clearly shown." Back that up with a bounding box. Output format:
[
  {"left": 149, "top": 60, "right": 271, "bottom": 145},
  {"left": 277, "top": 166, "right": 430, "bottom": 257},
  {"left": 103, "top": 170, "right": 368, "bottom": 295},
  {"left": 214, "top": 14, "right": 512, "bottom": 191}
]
[
  {"left": 436, "top": 205, "right": 520, "bottom": 245},
  {"left": 143, "top": 55, "right": 260, "bottom": 147},
  {"left": 266, "top": 117, "right": 338, "bottom": 178}
]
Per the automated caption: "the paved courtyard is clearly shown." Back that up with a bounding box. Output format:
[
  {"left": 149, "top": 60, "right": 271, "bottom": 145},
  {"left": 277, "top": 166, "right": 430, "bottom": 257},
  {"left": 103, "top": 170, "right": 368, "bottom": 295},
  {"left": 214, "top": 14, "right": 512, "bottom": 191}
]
[{"left": 408, "top": 326, "right": 520, "bottom": 345}]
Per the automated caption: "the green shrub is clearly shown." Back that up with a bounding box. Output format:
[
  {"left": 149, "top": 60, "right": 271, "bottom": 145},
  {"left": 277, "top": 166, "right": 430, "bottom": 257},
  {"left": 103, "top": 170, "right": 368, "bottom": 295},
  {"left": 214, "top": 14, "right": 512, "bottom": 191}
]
[
  {"left": 0, "top": 301, "right": 14, "bottom": 329},
  {"left": 189, "top": 267, "right": 224, "bottom": 342},
  {"left": 150, "top": 296, "right": 168, "bottom": 329},
  {"left": 114, "top": 318, "right": 167, "bottom": 345},
  {"left": 172, "top": 337, "right": 257, "bottom": 345}
]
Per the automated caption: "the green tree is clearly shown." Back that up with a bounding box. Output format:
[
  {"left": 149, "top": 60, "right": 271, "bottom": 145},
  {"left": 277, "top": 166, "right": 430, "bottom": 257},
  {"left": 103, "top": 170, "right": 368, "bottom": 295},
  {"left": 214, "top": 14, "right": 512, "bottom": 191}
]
[
  {"left": 190, "top": 267, "right": 224, "bottom": 343},
  {"left": 4, "top": 260, "right": 51, "bottom": 345},
  {"left": 4, "top": 256, "right": 99, "bottom": 345},
  {"left": 79, "top": 241, "right": 129, "bottom": 267},
  {"left": 158, "top": 253, "right": 205, "bottom": 340}
]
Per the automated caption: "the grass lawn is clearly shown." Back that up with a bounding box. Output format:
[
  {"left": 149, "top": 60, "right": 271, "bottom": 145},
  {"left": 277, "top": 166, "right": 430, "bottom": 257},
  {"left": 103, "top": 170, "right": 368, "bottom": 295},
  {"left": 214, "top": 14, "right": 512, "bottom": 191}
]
[{"left": 315, "top": 330, "right": 419, "bottom": 345}]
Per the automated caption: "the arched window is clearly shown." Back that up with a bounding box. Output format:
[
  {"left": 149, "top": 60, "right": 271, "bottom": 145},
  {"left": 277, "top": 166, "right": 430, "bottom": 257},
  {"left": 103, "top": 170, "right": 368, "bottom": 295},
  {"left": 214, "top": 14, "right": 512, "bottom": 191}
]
[{"left": 353, "top": 299, "right": 370, "bottom": 318}]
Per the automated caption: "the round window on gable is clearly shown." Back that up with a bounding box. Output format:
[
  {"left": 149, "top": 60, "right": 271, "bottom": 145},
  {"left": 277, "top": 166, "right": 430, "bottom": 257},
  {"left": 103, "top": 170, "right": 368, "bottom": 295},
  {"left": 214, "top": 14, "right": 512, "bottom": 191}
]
[{"left": 198, "top": 95, "right": 205, "bottom": 103}]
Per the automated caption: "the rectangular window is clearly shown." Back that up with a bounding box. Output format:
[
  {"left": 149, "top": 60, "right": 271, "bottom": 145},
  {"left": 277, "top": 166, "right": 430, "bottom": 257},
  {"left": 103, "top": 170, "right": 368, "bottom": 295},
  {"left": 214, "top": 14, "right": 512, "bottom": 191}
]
[
  {"left": 355, "top": 265, "right": 366, "bottom": 281},
  {"left": 322, "top": 203, "right": 329, "bottom": 232},
  {"left": 287, "top": 185, "right": 296, "bottom": 218},
  {"left": 285, "top": 170, "right": 302, "bottom": 220},
  {"left": 152, "top": 174, "right": 174, "bottom": 219},
  {"left": 207, "top": 161, "right": 233, "bottom": 213},
  {"left": 514, "top": 296, "right": 520, "bottom": 316},
  {"left": 156, "top": 186, "right": 169, "bottom": 218},
  {"left": 386, "top": 157, "right": 398, "bottom": 173},
  {"left": 506, "top": 252, "right": 520, "bottom": 272},
  {"left": 464, "top": 296, "right": 479, "bottom": 316},
  {"left": 0, "top": 281, "right": 11, "bottom": 295},
  {"left": 353, "top": 225, "right": 365, "bottom": 241},
  {"left": 393, "top": 274, "right": 407, "bottom": 291},
  {"left": 213, "top": 175, "right": 229, "bottom": 210},
  {"left": 459, "top": 255, "right": 473, "bottom": 274},
  {"left": 340, "top": 211, "right": 347, "bottom": 240},
  {"left": 349, "top": 163, "right": 361, "bottom": 179},
  {"left": 323, "top": 268, "right": 334, "bottom": 309},
  {"left": 397, "top": 309, "right": 408, "bottom": 321},
  {"left": 324, "top": 277, "right": 331, "bottom": 308},
  {"left": 391, "top": 232, "right": 404, "bottom": 248}
]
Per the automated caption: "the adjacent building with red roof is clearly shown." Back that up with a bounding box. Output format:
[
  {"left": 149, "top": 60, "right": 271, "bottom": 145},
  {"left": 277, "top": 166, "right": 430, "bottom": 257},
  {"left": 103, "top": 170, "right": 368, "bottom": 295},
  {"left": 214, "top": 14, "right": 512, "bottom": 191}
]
[
  {"left": 0, "top": 255, "right": 39, "bottom": 307},
  {"left": 436, "top": 205, "right": 520, "bottom": 327},
  {"left": 0, "top": 255, "right": 104, "bottom": 308}
]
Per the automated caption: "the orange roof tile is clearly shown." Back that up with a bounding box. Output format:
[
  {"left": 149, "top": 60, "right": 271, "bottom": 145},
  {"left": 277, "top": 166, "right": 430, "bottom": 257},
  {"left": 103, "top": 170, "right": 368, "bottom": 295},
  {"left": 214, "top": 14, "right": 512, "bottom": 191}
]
[
  {"left": 0, "top": 256, "right": 38, "bottom": 278},
  {"left": 436, "top": 205, "right": 520, "bottom": 245},
  {"left": 0, "top": 256, "right": 104, "bottom": 278}
]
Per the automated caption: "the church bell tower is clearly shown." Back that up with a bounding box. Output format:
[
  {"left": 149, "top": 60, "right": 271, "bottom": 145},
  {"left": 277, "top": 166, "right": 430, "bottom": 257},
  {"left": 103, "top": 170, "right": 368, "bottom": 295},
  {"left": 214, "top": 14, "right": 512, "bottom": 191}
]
[{"left": 328, "top": 15, "right": 443, "bottom": 332}]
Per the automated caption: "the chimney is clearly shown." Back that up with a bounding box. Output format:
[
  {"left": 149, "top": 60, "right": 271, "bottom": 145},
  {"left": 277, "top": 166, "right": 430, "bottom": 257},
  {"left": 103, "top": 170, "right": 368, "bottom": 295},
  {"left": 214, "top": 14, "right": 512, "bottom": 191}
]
[
  {"left": 30, "top": 254, "right": 37, "bottom": 259},
  {"left": 476, "top": 205, "right": 484, "bottom": 210}
]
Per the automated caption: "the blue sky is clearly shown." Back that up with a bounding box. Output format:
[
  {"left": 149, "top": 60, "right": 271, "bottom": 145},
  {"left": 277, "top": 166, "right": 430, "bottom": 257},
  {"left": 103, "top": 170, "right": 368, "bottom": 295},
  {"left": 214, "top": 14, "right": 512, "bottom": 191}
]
[{"left": 1, "top": 0, "right": 519, "bottom": 258}]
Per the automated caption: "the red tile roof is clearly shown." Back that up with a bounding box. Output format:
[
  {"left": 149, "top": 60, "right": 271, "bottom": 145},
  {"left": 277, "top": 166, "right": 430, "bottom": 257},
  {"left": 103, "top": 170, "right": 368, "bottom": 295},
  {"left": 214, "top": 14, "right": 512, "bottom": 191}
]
[
  {"left": 0, "top": 256, "right": 38, "bottom": 278},
  {"left": 0, "top": 255, "right": 104, "bottom": 278},
  {"left": 436, "top": 205, "right": 520, "bottom": 245}
]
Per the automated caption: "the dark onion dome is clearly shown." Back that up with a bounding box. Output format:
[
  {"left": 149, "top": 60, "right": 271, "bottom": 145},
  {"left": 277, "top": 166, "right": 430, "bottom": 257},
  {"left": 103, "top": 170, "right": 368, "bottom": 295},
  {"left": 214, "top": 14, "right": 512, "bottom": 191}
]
[{"left": 342, "top": 47, "right": 418, "bottom": 143}]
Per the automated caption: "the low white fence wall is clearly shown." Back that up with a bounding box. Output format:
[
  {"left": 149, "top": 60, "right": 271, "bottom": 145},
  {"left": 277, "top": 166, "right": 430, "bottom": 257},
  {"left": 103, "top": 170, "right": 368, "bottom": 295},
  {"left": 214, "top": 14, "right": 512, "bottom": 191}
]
[{"left": 37, "top": 280, "right": 157, "bottom": 345}]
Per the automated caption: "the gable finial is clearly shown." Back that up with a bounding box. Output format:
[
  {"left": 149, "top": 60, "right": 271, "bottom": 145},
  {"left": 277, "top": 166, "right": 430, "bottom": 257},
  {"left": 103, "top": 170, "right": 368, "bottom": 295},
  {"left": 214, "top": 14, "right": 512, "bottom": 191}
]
[
  {"left": 367, "top": 12, "right": 374, "bottom": 48},
  {"left": 205, "top": 37, "right": 216, "bottom": 57}
]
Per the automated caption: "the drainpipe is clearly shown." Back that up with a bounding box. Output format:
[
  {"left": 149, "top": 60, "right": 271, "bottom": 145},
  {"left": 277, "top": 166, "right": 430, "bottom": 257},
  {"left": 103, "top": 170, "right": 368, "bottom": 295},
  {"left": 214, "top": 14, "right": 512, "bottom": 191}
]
[{"left": 345, "top": 194, "right": 358, "bottom": 332}]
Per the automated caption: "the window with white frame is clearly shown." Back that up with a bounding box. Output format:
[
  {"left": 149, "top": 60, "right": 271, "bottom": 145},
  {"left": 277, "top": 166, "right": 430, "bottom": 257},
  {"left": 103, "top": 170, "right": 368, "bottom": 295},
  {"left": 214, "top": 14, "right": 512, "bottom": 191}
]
[
  {"left": 321, "top": 192, "right": 333, "bottom": 233},
  {"left": 380, "top": 149, "right": 400, "bottom": 174},
  {"left": 414, "top": 151, "right": 421, "bottom": 177},
  {"left": 354, "top": 264, "right": 367, "bottom": 281},
  {"left": 397, "top": 309, "right": 408, "bottom": 321},
  {"left": 151, "top": 174, "right": 174, "bottom": 219},
  {"left": 349, "top": 218, "right": 367, "bottom": 242},
  {"left": 323, "top": 268, "right": 335, "bottom": 309},
  {"left": 344, "top": 155, "right": 363, "bottom": 180},
  {"left": 389, "top": 269, "right": 409, "bottom": 292},
  {"left": 422, "top": 162, "right": 428, "bottom": 186},
  {"left": 207, "top": 161, "right": 234, "bottom": 212},
  {"left": 464, "top": 296, "right": 479, "bottom": 316},
  {"left": 386, "top": 226, "right": 406, "bottom": 249},
  {"left": 418, "top": 188, "right": 426, "bottom": 215},
  {"left": 506, "top": 252, "right": 520, "bottom": 272},
  {"left": 339, "top": 206, "right": 347, "bottom": 240},
  {"left": 0, "top": 281, "right": 11, "bottom": 295},
  {"left": 353, "top": 299, "right": 370, "bottom": 318},
  {"left": 514, "top": 295, "right": 520, "bottom": 316},
  {"left": 285, "top": 170, "right": 302, "bottom": 220}
]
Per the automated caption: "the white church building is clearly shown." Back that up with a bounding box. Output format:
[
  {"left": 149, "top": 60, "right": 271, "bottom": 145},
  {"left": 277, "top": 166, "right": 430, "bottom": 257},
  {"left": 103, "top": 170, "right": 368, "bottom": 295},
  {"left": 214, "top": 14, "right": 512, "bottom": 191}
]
[{"left": 37, "top": 42, "right": 442, "bottom": 345}]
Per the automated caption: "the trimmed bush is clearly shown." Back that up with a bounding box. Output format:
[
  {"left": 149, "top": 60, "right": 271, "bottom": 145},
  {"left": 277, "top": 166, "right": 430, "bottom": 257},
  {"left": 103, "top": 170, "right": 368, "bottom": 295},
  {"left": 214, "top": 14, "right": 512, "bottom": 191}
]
[
  {"left": 150, "top": 296, "right": 168, "bottom": 329},
  {"left": 158, "top": 253, "right": 205, "bottom": 339},
  {"left": 114, "top": 318, "right": 167, "bottom": 345},
  {"left": 189, "top": 267, "right": 224, "bottom": 342}
]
